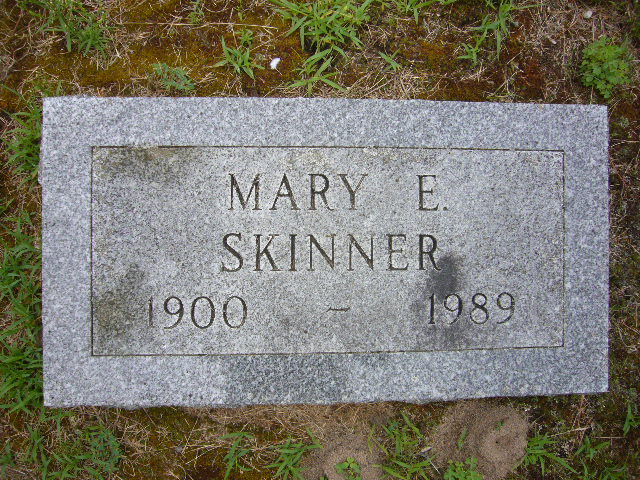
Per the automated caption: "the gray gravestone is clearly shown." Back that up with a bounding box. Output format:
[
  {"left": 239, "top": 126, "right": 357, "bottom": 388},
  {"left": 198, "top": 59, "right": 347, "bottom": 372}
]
[{"left": 41, "top": 98, "right": 609, "bottom": 407}]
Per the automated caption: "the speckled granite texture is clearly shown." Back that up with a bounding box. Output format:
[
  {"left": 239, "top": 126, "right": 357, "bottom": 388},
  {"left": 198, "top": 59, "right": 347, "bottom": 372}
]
[{"left": 40, "top": 97, "right": 609, "bottom": 407}]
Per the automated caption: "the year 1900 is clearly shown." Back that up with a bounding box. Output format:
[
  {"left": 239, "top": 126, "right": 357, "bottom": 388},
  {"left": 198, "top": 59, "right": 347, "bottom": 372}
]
[{"left": 148, "top": 295, "right": 248, "bottom": 329}]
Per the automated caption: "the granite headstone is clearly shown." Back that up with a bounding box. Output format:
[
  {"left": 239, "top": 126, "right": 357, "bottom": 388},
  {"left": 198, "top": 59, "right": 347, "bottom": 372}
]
[{"left": 40, "top": 98, "right": 609, "bottom": 407}]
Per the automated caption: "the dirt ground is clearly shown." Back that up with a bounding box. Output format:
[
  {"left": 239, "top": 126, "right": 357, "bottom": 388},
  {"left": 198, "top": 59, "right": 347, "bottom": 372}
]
[{"left": 431, "top": 401, "right": 529, "bottom": 480}]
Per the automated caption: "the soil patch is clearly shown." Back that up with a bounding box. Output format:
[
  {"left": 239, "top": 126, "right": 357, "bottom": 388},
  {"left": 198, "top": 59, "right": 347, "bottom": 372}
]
[
  {"left": 189, "top": 403, "right": 397, "bottom": 442},
  {"left": 301, "top": 432, "right": 385, "bottom": 480},
  {"left": 431, "top": 401, "right": 529, "bottom": 480}
]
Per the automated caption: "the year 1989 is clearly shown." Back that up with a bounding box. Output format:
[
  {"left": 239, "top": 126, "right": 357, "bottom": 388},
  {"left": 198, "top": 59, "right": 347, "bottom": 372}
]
[{"left": 427, "top": 292, "right": 515, "bottom": 325}]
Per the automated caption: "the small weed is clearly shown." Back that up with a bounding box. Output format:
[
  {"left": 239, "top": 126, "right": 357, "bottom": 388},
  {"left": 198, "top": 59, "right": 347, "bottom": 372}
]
[
  {"left": 495, "top": 420, "right": 505, "bottom": 431},
  {"left": 392, "top": 0, "right": 428, "bottom": 23},
  {"left": 392, "top": 0, "right": 458, "bottom": 23},
  {"left": 457, "top": 428, "right": 468, "bottom": 449},
  {"left": 573, "top": 436, "right": 630, "bottom": 480},
  {"left": 444, "top": 457, "right": 483, "bottom": 480},
  {"left": 151, "top": 63, "right": 196, "bottom": 93},
  {"left": 237, "top": 0, "right": 248, "bottom": 20},
  {"left": 481, "top": 0, "right": 523, "bottom": 57},
  {"left": 271, "top": 0, "right": 374, "bottom": 92},
  {"left": 580, "top": 36, "right": 633, "bottom": 99},
  {"left": 632, "top": 3, "right": 640, "bottom": 41},
  {"left": 290, "top": 57, "right": 345, "bottom": 94},
  {"left": 375, "top": 412, "right": 433, "bottom": 480},
  {"left": 378, "top": 49, "right": 402, "bottom": 71},
  {"left": 459, "top": 0, "right": 534, "bottom": 66},
  {"left": 214, "top": 29, "right": 264, "bottom": 80},
  {"left": 221, "top": 432, "right": 254, "bottom": 480},
  {"left": 67, "top": 425, "right": 122, "bottom": 479},
  {"left": 459, "top": 32, "right": 486, "bottom": 67},
  {"left": 24, "top": 426, "right": 50, "bottom": 471},
  {"left": 575, "top": 436, "right": 609, "bottom": 462},
  {"left": 268, "top": 435, "right": 323, "bottom": 480},
  {"left": 599, "top": 465, "right": 630, "bottom": 480},
  {"left": 519, "top": 434, "right": 576, "bottom": 475},
  {"left": 187, "top": 0, "right": 205, "bottom": 24},
  {"left": 39, "top": 408, "right": 75, "bottom": 434},
  {"left": 336, "top": 456, "right": 362, "bottom": 480},
  {"left": 18, "top": 0, "right": 113, "bottom": 55},
  {"left": 623, "top": 402, "right": 639, "bottom": 436}
]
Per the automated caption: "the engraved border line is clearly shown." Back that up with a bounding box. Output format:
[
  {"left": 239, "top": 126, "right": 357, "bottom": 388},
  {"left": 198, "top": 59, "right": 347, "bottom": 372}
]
[{"left": 89, "top": 146, "right": 567, "bottom": 357}]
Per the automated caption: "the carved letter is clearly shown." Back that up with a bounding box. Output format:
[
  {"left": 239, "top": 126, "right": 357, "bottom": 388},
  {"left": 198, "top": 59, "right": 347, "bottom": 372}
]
[
  {"left": 289, "top": 234, "right": 297, "bottom": 272},
  {"left": 338, "top": 174, "right": 368, "bottom": 210},
  {"left": 221, "top": 233, "right": 243, "bottom": 272},
  {"left": 309, "top": 174, "right": 333, "bottom": 210},
  {"left": 387, "top": 234, "right": 408, "bottom": 271},
  {"left": 418, "top": 234, "right": 441, "bottom": 270},
  {"left": 255, "top": 234, "right": 281, "bottom": 271},
  {"left": 229, "top": 174, "right": 260, "bottom": 210},
  {"left": 348, "top": 234, "right": 374, "bottom": 270},
  {"left": 308, "top": 234, "right": 336, "bottom": 270},
  {"left": 270, "top": 174, "right": 300, "bottom": 210},
  {"left": 418, "top": 175, "right": 439, "bottom": 211}
]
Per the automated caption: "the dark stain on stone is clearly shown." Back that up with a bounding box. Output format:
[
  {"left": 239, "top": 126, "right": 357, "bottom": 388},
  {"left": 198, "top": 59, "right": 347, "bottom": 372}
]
[
  {"left": 93, "top": 263, "right": 148, "bottom": 354},
  {"left": 431, "top": 254, "right": 460, "bottom": 299},
  {"left": 94, "top": 146, "right": 195, "bottom": 186},
  {"left": 411, "top": 254, "right": 461, "bottom": 320}
]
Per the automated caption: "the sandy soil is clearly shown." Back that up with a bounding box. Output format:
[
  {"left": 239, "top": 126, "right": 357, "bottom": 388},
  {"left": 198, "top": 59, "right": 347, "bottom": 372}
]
[{"left": 431, "top": 400, "right": 529, "bottom": 480}]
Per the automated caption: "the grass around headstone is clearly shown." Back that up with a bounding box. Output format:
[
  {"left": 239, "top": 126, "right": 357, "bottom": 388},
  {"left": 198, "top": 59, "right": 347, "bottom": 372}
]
[{"left": 0, "top": 0, "right": 638, "bottom": 478}]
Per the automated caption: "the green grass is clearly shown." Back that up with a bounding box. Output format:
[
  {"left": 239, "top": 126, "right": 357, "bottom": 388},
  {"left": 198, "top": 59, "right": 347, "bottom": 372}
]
[
  {"left": 623, "top": 402, "right": 639, "bottom": 437},
  {"left": 459, "top": 0, "right": 534, "bottom": 66},
  {"left": 0, "top": 441, "right": 15, "bottom": 477},
  {"left": 220, "top": 431, "right": 254, "bottom": 480},
  {"left": 580, "top": 36, "right": 633, "bottom": 99},
  {"left": 374, "top": 412, "right": 433, "bottom": 480},
  {"left": 18, "top": 0, "right": 113, "bottom": 55},
  {"left": 335, "top": 456, "right": 362, "bottom": 480},
  {"left": 519, "top": 434, "right": 576, "bottom": 476},
  {"left": 56, "top": 425, "right": 122, "bottom": 480},
  {"left": 0, "top": 208, "right": 122, "bottom": 476},
  {"left": 0, "top": 211, "right": 43, "bottom": 414},
  {"left": 187, "top": 0, "right": 205, "bottom": 25},
  {"left": 214, "top": 29, "right": 264, "bottom": 80},
  {"left": 0, "top": 81, "right": 123, "bottom": 479},
  {"left": 0, "top": 87, "right": 46, "bottom": 414},
  {"left": 151, "top": 63, "right": 196, "bottom": 93},
  {"left": 2, "top": 90, "right": 43, "bottom": 184},
  {"left": 443, "top": 457, "right": 483, "bottom": 480},
  {"left": 378, "top": 49, "right": 402, "bottom": 71},
  {"left": 271, "top": 0, "right": 374, "bottom": 92},
  {"left": 267, "top": 435, "right": 323, "bottom": 480},
  {"left": 22, "top": 424, "right": 122, "bottom": 479},
  {"left": 572, "top": 436, "right": 625, "bottom": 480},
  {"left": 391, "top": 0, "right": 459, "bottom": 23}
]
